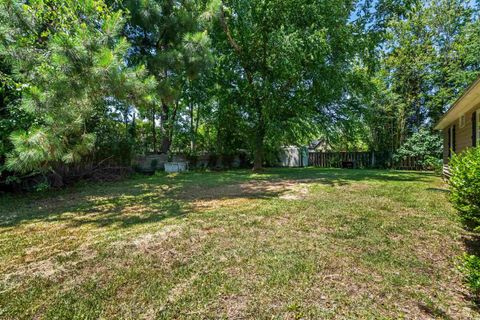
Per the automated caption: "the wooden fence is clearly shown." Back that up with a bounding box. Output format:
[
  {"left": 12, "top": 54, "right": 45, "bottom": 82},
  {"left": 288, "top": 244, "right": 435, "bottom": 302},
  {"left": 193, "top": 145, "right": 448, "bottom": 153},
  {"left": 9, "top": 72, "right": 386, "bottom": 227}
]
[{"left": 308, "top": 151, "right": 425, "bottom": 170}]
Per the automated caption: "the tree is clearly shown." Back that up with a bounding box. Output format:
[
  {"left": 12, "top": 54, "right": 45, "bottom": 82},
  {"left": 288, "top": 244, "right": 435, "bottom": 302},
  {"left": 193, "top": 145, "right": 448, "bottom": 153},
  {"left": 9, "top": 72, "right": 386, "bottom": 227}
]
[
  {"left": 1, "top": 0, "right": 155, "bottom": 178},
  {"left": 394, "top": 128, "right": 442, "bottom": 163},
  {"left": 0, "top": 1, "right": 32, "bottom": 170},
  {"left": 364, "top": 0, "right": 480, "bottom": 152},
  {"left": 114, "top": 0, "right": 212, "bottom": 154},
  {"left": 209, "top": 0, "right": 362, "bottom": 170}
]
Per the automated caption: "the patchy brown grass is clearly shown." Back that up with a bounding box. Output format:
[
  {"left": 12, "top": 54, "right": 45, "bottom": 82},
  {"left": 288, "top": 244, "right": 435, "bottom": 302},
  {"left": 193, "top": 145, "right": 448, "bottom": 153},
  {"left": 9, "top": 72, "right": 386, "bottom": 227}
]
[{"left": 0, "top": 168, "right": 476, "bottom": 319}]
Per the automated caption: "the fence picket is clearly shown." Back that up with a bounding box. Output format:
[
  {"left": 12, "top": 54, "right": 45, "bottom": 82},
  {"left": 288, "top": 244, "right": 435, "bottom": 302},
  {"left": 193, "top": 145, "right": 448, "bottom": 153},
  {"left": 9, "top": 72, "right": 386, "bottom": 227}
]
[{"left": 308, "top": 152, "right": 427, "bottom": 171}]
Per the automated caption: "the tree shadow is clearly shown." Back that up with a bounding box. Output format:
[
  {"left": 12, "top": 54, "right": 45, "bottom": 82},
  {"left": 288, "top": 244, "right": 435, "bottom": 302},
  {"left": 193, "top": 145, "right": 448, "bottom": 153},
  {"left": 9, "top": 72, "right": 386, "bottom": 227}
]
[
  {"left": 0, "top": 168, "right": 435, "bottom": 230},
  {"left": 463, "top": 233, "right": 480, "bottom": 256},
  {"left": 418, "top": 302, "right": 453, "bottom": 320},
  {"left": 255, "top": 168, "right": 436, "bottom": 184},
  {"left": 459, "top": 229, "right": 480, "bottom": 312},
  {"left": 426, "top": 187, "right": 450, "bottom": 194}
]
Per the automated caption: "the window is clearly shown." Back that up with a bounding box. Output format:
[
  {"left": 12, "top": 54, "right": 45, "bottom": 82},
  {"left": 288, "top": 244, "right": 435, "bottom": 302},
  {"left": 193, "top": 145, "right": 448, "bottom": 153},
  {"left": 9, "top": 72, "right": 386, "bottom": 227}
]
[
  {"left": 460, "top": 114, "right": 466, "bottom": 128},
  {"left": 448, "top": 127, "right": 452, "bottom": 158}
]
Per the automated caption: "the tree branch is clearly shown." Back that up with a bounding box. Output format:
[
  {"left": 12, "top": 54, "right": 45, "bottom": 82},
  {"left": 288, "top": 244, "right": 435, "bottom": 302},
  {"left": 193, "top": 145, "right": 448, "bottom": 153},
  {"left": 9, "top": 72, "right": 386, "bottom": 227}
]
[{"left": 219, "top": 1, "right": 242, "bottom": 55}]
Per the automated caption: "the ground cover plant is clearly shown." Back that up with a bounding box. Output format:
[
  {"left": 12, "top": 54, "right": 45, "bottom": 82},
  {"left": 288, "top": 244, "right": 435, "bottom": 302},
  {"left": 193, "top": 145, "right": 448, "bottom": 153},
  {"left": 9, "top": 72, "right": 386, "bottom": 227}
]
[{"left": 0, "top": 168, "right": 477, "bottom": 319}]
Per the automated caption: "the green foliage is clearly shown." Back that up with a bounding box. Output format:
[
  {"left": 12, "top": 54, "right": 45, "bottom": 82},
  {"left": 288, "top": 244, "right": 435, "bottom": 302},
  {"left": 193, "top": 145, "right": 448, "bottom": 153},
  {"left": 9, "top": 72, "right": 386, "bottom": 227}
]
[
  {"left": 1, "top": 0, "right": 155, "bottom": 175},
  {"left": 393, "top": 128, "right": 443, "bottom": 169},
  {"left": 365, "top": 0, "right": 480, "bottom": 151},
  {"left": 1, "top": 0, "right": 479, "bottom": 179},
  {"left": 460, "top": 254, "right": 480, "bottom": 298},
  {"left": 208, "top": 0, "right": 364, "bottom": 169},
  {"left": 33, "top": 179, "right": 50, "bottom": 193},
  {"left": 423, "top": 156, "right": 443, "bottom": 175},
  {"left": 449, "top": 147, "right": 480, "bottom": 228}
]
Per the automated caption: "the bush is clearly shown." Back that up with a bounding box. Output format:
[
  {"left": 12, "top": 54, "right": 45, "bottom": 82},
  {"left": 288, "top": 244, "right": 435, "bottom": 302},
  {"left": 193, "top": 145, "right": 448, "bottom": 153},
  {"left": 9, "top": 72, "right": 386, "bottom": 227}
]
[
  {"left": 394, "top": 129, "right": 443, "bottom": 169},
  {"left": 424, "top": 156, "right": 443, "bottom": 175},
  {"left": 449, "top": 147, "right": 480, "bottom": 228},
  {"left": 460, "top": 254, "right": 480, "bottom": 299}
]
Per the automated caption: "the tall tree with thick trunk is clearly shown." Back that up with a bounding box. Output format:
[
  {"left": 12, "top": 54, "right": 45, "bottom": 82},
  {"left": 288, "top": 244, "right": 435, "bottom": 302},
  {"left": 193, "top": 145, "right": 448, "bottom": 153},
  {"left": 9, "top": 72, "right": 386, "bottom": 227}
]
[
  {"left": 114, "top": 0, "right": 211, "bottom": 154},
  {"left": 209, "top": 0, "right": 362, "bottom": 170}
]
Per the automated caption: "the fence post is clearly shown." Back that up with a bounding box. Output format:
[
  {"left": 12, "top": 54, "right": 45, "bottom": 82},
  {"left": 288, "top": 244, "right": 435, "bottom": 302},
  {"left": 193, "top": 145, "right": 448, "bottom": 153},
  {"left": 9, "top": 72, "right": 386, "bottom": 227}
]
[{"left": 371, "top": 152, "right": 375, "bottom": 168}]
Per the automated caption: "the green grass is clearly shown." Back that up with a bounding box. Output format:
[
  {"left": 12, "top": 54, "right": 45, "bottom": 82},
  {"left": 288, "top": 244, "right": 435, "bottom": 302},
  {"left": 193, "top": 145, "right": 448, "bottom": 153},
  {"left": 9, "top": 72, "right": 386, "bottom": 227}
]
[{"left": 0, "top": 168, "right": 476, "bottom": 319}]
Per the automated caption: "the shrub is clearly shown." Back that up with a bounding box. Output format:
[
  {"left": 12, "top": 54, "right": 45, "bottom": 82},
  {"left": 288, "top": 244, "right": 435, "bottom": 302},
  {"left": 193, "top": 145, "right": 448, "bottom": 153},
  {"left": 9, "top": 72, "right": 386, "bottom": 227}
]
[
  {"left": 394, "top": 129, "right": 443, "bottom": 169},
  {"left": 449, "top": 147, "right": 480, "bottom": 228},
  {"left": 460, "top": 254, "right": 480, "bottom": 299},
  {"left": 424, "top": 156, "right": 443, "bottom": 175}
]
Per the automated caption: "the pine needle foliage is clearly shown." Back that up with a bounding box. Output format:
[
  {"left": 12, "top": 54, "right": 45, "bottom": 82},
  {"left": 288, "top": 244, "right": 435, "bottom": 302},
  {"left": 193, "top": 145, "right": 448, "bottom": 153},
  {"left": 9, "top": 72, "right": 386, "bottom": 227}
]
[{"left": 1, "top": 0, "right": 156, "bottom": 174}]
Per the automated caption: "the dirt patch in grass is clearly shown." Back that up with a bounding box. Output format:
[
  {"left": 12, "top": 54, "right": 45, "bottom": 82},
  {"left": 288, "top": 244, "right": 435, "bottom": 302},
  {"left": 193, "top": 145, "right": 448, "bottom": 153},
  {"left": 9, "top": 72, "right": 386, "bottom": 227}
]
[
  {"left": 178, "top": 179, "right": 313, "bottom": 199},
  {"left": 0, "top": 169, "right": 476, "bottom": 319},
  {"left": 221, "top": 294, "right": 249, "bottom": 319},
  {"left": 178, "top": 179, "right": 312, "bottom": 210},
  {"left": 1, "top": 244, "right": 98, "bottom": 293}
]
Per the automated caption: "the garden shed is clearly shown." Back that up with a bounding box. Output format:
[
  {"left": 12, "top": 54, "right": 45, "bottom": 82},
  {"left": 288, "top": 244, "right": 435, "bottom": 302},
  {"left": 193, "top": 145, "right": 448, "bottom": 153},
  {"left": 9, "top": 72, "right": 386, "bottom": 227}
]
[{"left": 278, "top": 146, "right": 309, "bottom": 167}]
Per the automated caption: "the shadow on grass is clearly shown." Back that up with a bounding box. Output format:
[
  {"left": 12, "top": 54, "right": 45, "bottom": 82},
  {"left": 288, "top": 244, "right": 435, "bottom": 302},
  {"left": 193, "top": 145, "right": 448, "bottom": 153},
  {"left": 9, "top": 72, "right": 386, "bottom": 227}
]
[
  {"left": 426, "top": 187, "right": 450, "bottom": 194},
  {"left": 418, "top": 302, "right": 453, "bottom": 320},
  {"left": 463, "top": 234, "right": 480, "bottom": 256},
  {"left": 0, "top": 168, "right": 435, "bottom": 229},
  {"left": 460, "top": 222, "right": 480, "bottom": 312}
]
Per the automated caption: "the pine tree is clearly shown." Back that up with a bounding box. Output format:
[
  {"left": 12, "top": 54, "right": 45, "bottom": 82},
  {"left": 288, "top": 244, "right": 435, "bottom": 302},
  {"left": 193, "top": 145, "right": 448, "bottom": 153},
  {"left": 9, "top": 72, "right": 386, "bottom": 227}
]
[
  {"left": 1, "top": 0, "right": 156, "bottom": 175},
  {"left": 113, "top": 0, "right": 212, "bottom": 154}
]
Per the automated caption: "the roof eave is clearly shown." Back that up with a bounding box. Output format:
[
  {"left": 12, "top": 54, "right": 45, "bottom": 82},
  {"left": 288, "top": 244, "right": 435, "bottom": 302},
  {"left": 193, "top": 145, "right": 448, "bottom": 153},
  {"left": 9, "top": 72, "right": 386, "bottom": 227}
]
[{"left": 434, "top": 75, "right": 480, "bottom": 131}]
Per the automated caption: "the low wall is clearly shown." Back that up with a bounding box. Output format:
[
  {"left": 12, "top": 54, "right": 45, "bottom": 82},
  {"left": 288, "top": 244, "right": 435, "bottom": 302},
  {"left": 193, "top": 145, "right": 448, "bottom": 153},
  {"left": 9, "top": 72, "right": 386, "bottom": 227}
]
[
  {"left": 135, "top": 152, "right": 249, "bottom": 172},
  {"left": 135, "top": 154, "right": 186, "bottom": 172}
]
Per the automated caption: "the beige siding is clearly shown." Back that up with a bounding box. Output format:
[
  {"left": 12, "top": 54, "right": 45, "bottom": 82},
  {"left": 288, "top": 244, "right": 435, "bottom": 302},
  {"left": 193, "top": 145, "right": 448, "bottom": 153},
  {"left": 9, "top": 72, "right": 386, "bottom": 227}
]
[
  {"left": 443, "top": 107, "right": 479, "bottom": 164},
  {"left": 457, "top": 109, "right": 474, "bottom": 152}
]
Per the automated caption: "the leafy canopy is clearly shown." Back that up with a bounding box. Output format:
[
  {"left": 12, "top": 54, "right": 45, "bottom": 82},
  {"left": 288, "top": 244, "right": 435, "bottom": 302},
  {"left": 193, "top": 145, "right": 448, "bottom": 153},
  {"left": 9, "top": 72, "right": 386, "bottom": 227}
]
[{"left": 1, "top": 0, "right": 155, "bottom": 174}]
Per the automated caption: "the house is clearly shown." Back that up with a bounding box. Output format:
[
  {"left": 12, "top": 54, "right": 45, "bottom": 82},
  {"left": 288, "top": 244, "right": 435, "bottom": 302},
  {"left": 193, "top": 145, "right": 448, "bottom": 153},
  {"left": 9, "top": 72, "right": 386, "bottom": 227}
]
[
  {"left": 435, "top": 76, "right": 480, "bottom": 176},
  {"left": 308, "top": 138, "right": 331, "bottom": 152}
]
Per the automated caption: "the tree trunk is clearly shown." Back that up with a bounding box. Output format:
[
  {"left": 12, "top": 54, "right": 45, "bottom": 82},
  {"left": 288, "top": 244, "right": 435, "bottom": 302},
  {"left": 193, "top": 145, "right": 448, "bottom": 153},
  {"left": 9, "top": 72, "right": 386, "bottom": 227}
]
[
  {"left": 253, "top": 143, "right": 264, "bottom": 171},
  {"left": 252, "top": 116, "right": 265, "bottom": 172},
  {"left": 194, "top": 106, "right": 200, "bottom": 153},
  {"left": 160, "top": 116, "right": 172, "bottom": 153},
  {"left": 161, "top": 136, "right": 172, "bottom": 154},
  {"left": 160, "top": 101, "right": 179, "bottom": 154},
  {"left": 189, "top": 102, "right": 195, "bottom": 153},
  {"left": 160, "top": 102, "right": 171, "bottom": 154},
  {"left": 124, "top": 109, "right": 129, "bottom": 139},
  {"left": 151, "top": 109, "right": 157, "bottom": 154}
]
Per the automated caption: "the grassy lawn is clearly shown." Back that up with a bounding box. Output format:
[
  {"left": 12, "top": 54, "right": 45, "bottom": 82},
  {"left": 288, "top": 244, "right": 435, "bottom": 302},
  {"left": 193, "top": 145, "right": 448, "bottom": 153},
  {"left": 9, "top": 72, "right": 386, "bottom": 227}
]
[{"left": 0, "top": 168, "right": 477, "bottom": 319}]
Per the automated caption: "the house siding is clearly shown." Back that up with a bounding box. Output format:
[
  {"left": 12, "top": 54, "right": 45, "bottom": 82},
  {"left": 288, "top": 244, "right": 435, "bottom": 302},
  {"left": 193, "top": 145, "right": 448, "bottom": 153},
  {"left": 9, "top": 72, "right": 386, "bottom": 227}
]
[{"left": 443, "top": 107, "right": 479, "bottom": 164}]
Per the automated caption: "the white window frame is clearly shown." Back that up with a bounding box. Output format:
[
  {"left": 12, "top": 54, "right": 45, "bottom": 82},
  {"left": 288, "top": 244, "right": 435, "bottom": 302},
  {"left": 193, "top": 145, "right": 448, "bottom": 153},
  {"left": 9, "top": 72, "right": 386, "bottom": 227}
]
[{"left": 460, "top": 114, "right": 466, "bottom": 128}]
